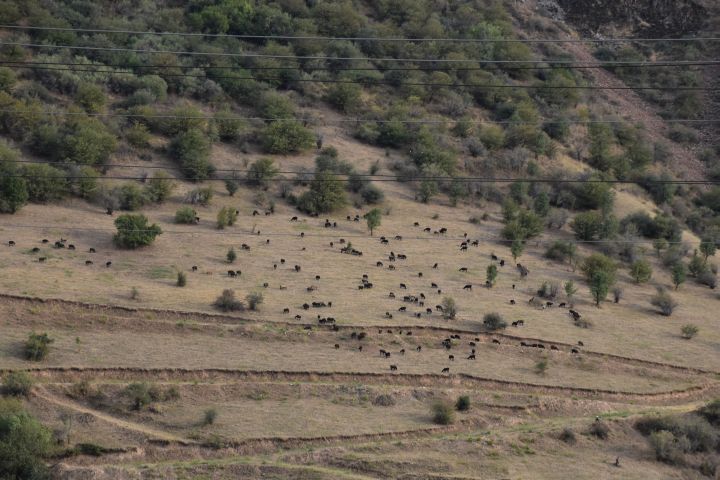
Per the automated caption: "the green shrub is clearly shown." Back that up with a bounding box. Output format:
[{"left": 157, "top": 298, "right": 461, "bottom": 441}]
[
  {"left": 214, "top": 110, "right": 244, "bottom": 141},
  {"left": 124, "top": 382, "right": 152, "bottom": 410},
  {"left": 145, "top": 172, "right": 176, "bottom": 203},
  {"left": 297, "top": 171, "right": 347, "bottom": 214},
  {"left": 3, "top": 371, "right": 33, "bottom": 396},
  {"left": 0, "top": 143, "right": 28, "bottom": 213},
  {"left": 681, "top": 324, "right": 698, "bottom": 339},
  {"left": 224, "top": 178, "right": 239, "bottom": 196},
  {"left": 60, "top": 116, "right": 117, "bottom": 166},
  {"left": 326, "top": 82, "right": 362, "bottom": 113},
  {"left": 0, "top": 66, "right": 16, "bottom": 92},
  {"left": 697, "top": 399, "right": 720, "bottom": 425},
  {"left": 534, "top": 357, "right": 549, "bottom": 375},
  {"left": 177, "top": 272, "right": 187, "bottom": 287},
  {"left": 544, "top": 240, "right": 576, "bottom": 264},
  {"left": 261, "top": 120, "right": 314, "bottom": 154},
  {"left": 125, "top": 121, "right": 150, "bottom": 148},
  {"left": 629, "top": 259, "right": 652, "bottom": 284},
  {"left": 24, "top": 332, "right": 54, "bottom": 362},
  {"left": 175, "top": 206, "right": 197, "bottom": 224},
  {"left": 168, "top": 128, "right": 214, "bottom": 181},
  {"left": 486, "top": 264, "right": 498, "bottom": 287},
  {"left": 0, "top": 398, "right": 52, "bottom": 479},
  {"left": 246, "top": 292, "right": 264, "bottom": 311},
  {"left": 226, "top": 247, "right": 237, "bottom": 263},
  {"left": 372, "top": 394, "right": 396, "bottom": 407},
  {"left": 455, "top": 395, "right": 470, "bottom": 411},
  {"left": 187, "top": 187, "right": 214, "bottom": 206},
  {"left": 247, "top": 158, "right": 279, "bottom": 187},
  {"left": 483, "top": 312, "right": 507, "bottom": 331},
  {"left": 217, "top": 206, "right": 238, "bottom": 229},
  {"left": 213, "top": 289, "right": 244, "bottom": 312},
  {"left": 115, "top": 183, "right": 147, "bottom": 211},
  {"left": 431, "top": 401, "right": 455, "bottom": 425},
  {"left": 113, "top": 214, "right": 162, "bottom": 249},
  {"left": 648, "top": 430, "right": 686, "bottom": 464},
  {"left": 203, "top": 408, "right": 218, "bottom": 426},
  {"left": 22, "top": 164, "right": 68, "bottom": 202},
  {"left": 75, "top": 82, "right": 106, "bottom": 113}
]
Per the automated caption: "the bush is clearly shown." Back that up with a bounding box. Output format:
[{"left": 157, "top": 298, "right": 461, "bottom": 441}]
[
  {"left": 22, "top": 164, "right": 68, "bottom": 202},
  {"left": 0, "top": 143, "right": 28, "bottom": 213},
  {"left": 247, "top": 158, "right": 279, "bottom": 187},
  {"left": 124, "top": 382, "right": 152, "bottom": 410},
  {"left": 177, "top": 271, "right": 187, "bottom": 287},
  {"left": 559, "top": 427, "right": 576, "bottom": 444},
  {"left": 0, "top": 398, "right": 52, "bottom": 479},
  {"left": 3, "top": 371, "right": 33, "bottom": 396},
  {"left": 589, "top": 420, "right": 610, "bottom": 439},
  {"left": 651, "top": 287, "right": 678, "bottom": 316},
  {"left": 186, "top": 187, "right": 214, "bottom": 206},
  {"left": 126, "top": 122, "right": 150, "bottom": 148},
  {"left": 636, "top": 414, "right": 717, "bottom": 453},
  {"left": 75, "top": 82, "right": 106, "bottom": 113},
  {"left": 217, "top": 206, "right": 238, "bottom": 229},
  {"left": 225, "top": 178, "right": 239, "bottom": 196},
  {"left": 214, "top": 289, "right": 244, "bottom": 312},
  {"left": 441, "top": 297, "right": 457, "bottom": 320},
  {"left": 697, "top": 269, "right": 717, "bottom": 289},
  {"left": 261, "top": 120, "right": 314, "bottom": 154},
  {"left": 116, "top": 183, "right": 148, "bottom": 211},
  {"left": 372, "top": 394, "right": 396, "bottom": 407},
  {"left": 145, "top": 172, "right": 176, "bottom": 203},
  {"left": 297, "top": 171, "right": 347, "bottom": 214},
  {"left": 360, "top": 184, "right": 384, "bottom": 204},
  {"left": 697, "top": 399, "right": 720, "bottom": 426},
  {"left": 24, "top": 332, "right": 54, "bottom": 361},
  {"left": 483, "top": 312, "right": 507, "bottom": 331},
  {"left": 226, "top": 247, "right": 237, "bottom": 263},
  {"left": 203, "top": 408, "right": 218, "bottom": 426},
  {"left": 486, "top": 264, "right": 498, "bottom": 287},
  {"left": 114, "top": 214, "right": 162, "bottom": 249},
  {"left": 534, "top": 357, "right": 549, "bottom": 375},
  {"left": 681, "top": 324, "right": 698, "bottom": 339},
  {"left": 246, "top": 292, "right": 264, "bottom": 311},
  {"left": 431, "top": 401, "right": 455, "bottom": 425},
  {"left": 648, "top": 430, "right": 686, "bottom": 464},
  {"left": 60, "top": 116, "right": 117, "bottom": 166},
  {"left": 629, "top": 259, "right": 652, "bottom": 284},
  {"left": 455, "top": 395, "right": 471, "bottom": 411},
  {"left": 175, "top": 206, "right": 197, "bottom": 224},
  {"left": 168, "top": 128, "right": 214, "bottom": 181},
  {"left": 544, "top": 240, "right": 576, "bottom": 264}
]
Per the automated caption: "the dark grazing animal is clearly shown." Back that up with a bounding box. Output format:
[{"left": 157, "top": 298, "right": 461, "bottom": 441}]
[
  {"left": 571, "top": 348, "right": 580, "bottom": 354},
  {"left": 31, "top": 247, "right": 40, "bottom": 253},
  {"left": 441, "top": 367, "right": 450, "bottom": 373},
  {"left": 85, "top": 260, "right": 93, "bottom": 266},
  {"left": 39, "top": 257, "right": 47, "bottom": 262},
  {"left": 463, "top": 284, "right": 472, "bottom": 290},
  {"left": 89, "top": 248, "right": 96, "bottom": 253},
  {"left": 459, "top": 267, "right": 468, "bottom": 272},
  {"left": 448, "top": 355, "right": 454, "bottom": 361},
  {"left": 467, "top": 354, "right": 476, "bottom": 360},
  {"left": 390, "top": 365, "right": 397, "bottom": 371},
  {"left": 192, "top": 266, "right": 198, "bottom": 271},
  {"left": 105, "top": 261, "right": 112, "bottom": 268},
  {"left": 492, "top": 339, "right": 500, "bottom": 344}
]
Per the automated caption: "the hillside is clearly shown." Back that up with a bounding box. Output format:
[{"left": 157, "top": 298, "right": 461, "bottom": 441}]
[{"left": 0, "top": 1, "right": 719, "bottom": 479}]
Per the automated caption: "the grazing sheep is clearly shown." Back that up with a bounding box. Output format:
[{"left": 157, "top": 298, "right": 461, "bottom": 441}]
[
  {"left": 467, "top": 354, "right": 476, "bottom": 360},
  {"left": 376, "top": 261, "right": 383, "bottom": 267},
  {"left": 39, "top": 257, "right": 47, "bottom": 263},
  {"left": 463, "top": 284, "right": 472, "bottom": 290},
  {"left": 491, "top": 254, "right": 498, "bottom": 261},
  {"left": 550, "top": 345, "right": 559, "bottom": 351},
  {"left": 448, "top": 355, "right": 454, "bottom": 361},
  {"left": 295, "top": 315, "right": 302, "bottom": 320},
  {"left": 290, "top": 216, "right": 298, "bottom": 221},
  {"left": 441, "top": 367, "right": 450, "bottom": 373},
  {"left": 302, "top": 303, "right": 310, "bottom": 310},
  {"left": 578, "top": 341, "right": 584, "bottom": 346},
  {"left": 294, "top": 265, "right": 301, "bottom": 272},
  {"left": 398, "top": 306, "right": 406, "bottom": 312},
  {"left": 280, "top": 258, "right": 286, "bottom": 264},
  {"left": 400, "top": 283, "right": 407, "bottom": 289},
  {"left": 571, "top": 348, "right": 580, "bottom": 354},
  {"left": 416, "top": 346, "right": 422, "bottom": 352},
  {"left": 31, "top": 247, "right": 40, "bottom": 253},
  {"left": 228, "top": 270, "right": 237, "bottom": 277},
  {"left": 85, "top": 260, "right": 93, "bottom": 266},
  {"left": 105, "top": 261, "right": 112, "bottom": 268},
  {"left": 492, "top": 339, "right": 500, "bottom": 344},
  {"left": 510, "top": 299, "right": 516, "bottom": 305},
  {"left": 41, "top": 239, "right": 49, "bottom": 244},
  {"left": 283, "top": 308, "right": 290, "bottom": 314},
  {"left": 459, "top": 267, "right": 468, "bottom": 272},
  {"left": 390, "top": 365, "right": 397, "bottom": 371},
  {"left": 68, "top": 244, "right": 76, "bottom": 250},
  {"left": 334, "top": 344, "right": 340, "bottom": 349}
]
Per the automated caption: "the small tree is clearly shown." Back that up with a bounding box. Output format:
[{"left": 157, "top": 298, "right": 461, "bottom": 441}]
[
  {"left": 534, "top": 357, "right": 549, "bottom": 375},
  {"left": 589, "top": 270, "right": 612, "bottom": 307},
  {"left": 671, "top": 263, "right": 686, "bottom": 290},
  {"left": 653, "top": 238, "right": 668, "bottom": 257},
  {"left": 681, "top": 324, "right": 699, "bottom": 339},
  {"left": 114, "top": 214, "right": 162, "bottom": 249},
  {"left": 175, "top": 206, "right": 197, "bottom": 224},
  {"left": 226, "top": 247, "right": 237, "bottom": 263},
  {"left": 246, "top": 292, "right": 264, "bottom": 311},
  {"left": 25, "top": 332, "right": 54, "bottom": 361},
  {"left": 510, "top": 239, "right": 524, "bottom": 261},
  {"left": 486, "top": 264, "right": 498, "bottom": 287},
  {"left": 630, "top": 259, "right": 652, "bottom": 284},
  {"left": 364, "top": 208, "right": 381, "bottom": 236},
  {"left": 564, "top": 280, "right": 577, "bottom": 300},
  {"left": 483, "top": 312, "right": 507, "bottom": 331},
  {"left": 699, "top": 238, "right": 716, "bottom": 263},
  {"left": 3, "top": 371, "right": 33, "bottom": 396},
  {"left": 688, "top": 251, "right": 706, "bottom": 278},
  {"left": 441, "top": 297, "right": 457, "bottom": 320},
  {"left": 145, "top": 172, "right": 176, "bottom": 203},
  {"left": 125, "top": 382, "right": 151, "bottom": 410},
  {"left": 177, "top": 271, "right": 187, "bottom": 287},
  {"left": 213, "top": 289, "right": 244, "bottom": 312},
  {"left": 431, "top": 401, "right": 455, "bottom": 425},
  {"left": 224, "top": 178, "right": 239, "bottom": 196},
  {"left": 247, "top": 158, "right": 279, "bottom": 187},
  {"left": 418, "top": 179, "right": 438, "bottom": 203},
  {"left": 0, "top": 397, "right": 52, "bottom": 478},
  {"left": 612, "top": 287, "right": 623, "bottom": 304},
  {"left": 455, "top": 395, "right": 470, "bottom": 411},
  {"left": 651, "top": 287, "right": 678, "bottom": 316},
  {"left": 217, "top": 206, "right": 238, "bottom": 229}
]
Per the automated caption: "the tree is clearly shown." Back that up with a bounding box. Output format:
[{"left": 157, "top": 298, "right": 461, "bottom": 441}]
[
  {"left": 75, "top": 82, "right": 106, "bottom": 113},
  {"left": 699, "top": 238, "right": 716, "bottom": 263},
  {"left": 175, "top": 206, "right": 197, "bottom": 224},
  {"left": 326, "top": 82, "right": 361, "bottom": 113},
  {"left": 217, "top": 206, "right": 238, "bottom": 229},
  {"left": 224, "top": 178, "right": 239, "bottom": 196},
  {"left": 582, "top": 254, "right": 616, "bottom": 306},
  {"left": 418, "top": 179, "right": 438, "bottom": 203},
  {"left": 213, "top": 289, "right": 244, "bottom": 312},
  {"left": 0, "top": 398, "right": 52, "bottom": 480},
  {"left": 533, "top": 191, "right": 550, "bottom": 216},
  {"left": 246, "top": 292, "right": 263, "bottom": 311},
  {"left": 431, "top": 401, "right": 455, "bottom": 425},
  {"left": 297, "top": 171, "right": 347, "bottom": 214},
  {"left": 22, "top": 164, "right": 67, "bottom": 202},
  {"left": 247, "top": 158, "right": 279, "bottom": 187},
  {"left": 571, "top": 211, "right": 604, "bottom": 241},
  {"left": 483, "top": 312, "right": 507, "bottom": 330},
  {"left": 125, "top": 382, "right": 152, "bottom": 410},
  {"left": 653, "top": 238, "right": 668, "bottom": 257},
  {"left": 486, "top": 264, "right": 498, "bottom": 287},
  {"left": 114, "top": 214, "right": 162, "bottom": 249},
  {"left": 629, "top": 259, "right": 652, "bottom": 284},
  {"left": 501, "top": 209, "right": 544, "bottom": 241},
  {"left": 441, "top": 297, "right": 457, "bottom": 320},
  {"left": 116, "top": 183, "right": 147, "bottom": 211},
  {"left": 25, "top": 332, "right": 53, "bottom": 361},
  {"left": 510, "top": 239, "right": 524, "bottom": 261},
  {"left": 589, "top": 270, "right": 612, "bottom": 307},
  {"left": 688, "top": 251, "right": 706, "bottom": 278},
  {"left": 564, "top": 280, "right": 577, "bottom": 299},
  {"left": 226, "top": 247, "right": 237, "bottom": 263},
  {"left": 364, "top": 208, "right": 381, "bottom": 236},
  {"left": 671, "top": 263, "right": 686, "bottom": 290},
  {"left": 261, "top": 120, "right": 314, "bottom": 154},
  {"left": 61, "top": 116, "right": 117, "bottom": 165},
  {"left": 168, "top": 128, "right": 214, "bottom": 181},
  {"left": 145, "top": 172, "right": 176, "bottom": 203},
  {"left": 0, "top": 143, "right": 28, "bottom": 213}
]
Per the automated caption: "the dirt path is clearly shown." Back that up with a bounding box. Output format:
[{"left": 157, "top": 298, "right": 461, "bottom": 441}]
[{"left": 34, "top": 387, "right": 196, "bottom": 445}]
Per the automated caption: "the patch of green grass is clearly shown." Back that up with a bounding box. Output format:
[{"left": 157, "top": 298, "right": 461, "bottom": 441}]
[
  {"left": 147, "top": 266, "right": 175, "bottom": 280},
  {"left": 510, "top": 443, "right": 535, "bottom": 455}
]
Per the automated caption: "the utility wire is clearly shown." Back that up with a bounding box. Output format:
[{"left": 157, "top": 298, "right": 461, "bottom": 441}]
[
  {"left": 2, "top": 24, "right": 719, "bottom": 44},
  {"left": 0, "top": 223, "right": 707, "bottom": 245},
  {"left": 3, "top": 174, "right": 716, "bottom": 185},
  {"left": 3, "top": 41, "right": 718, "bottom": 66},
  {"left": 3, "top": 59, "right": 718, "bottom": 71},
  {"left": 0, "top": 109, "right": 716, "bottom": 126}
]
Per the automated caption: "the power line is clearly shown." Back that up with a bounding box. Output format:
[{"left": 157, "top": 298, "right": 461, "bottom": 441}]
[
  {"left": 3, "top": 173, "right": 717, "bottom": 185},
  {"left": 4, "top": 59, "right": 719, "bottom": 72},
  {"left": 1, "top": 109, "right": 716, "bottom": 126},
  {"left": 3, "top": 41, "right": 717, "bottom": 66},
  {"left": 0, "top": 223, "right": 706, "bottom": 245},
  {"left": 2, "top": 24, "right": 719, "bottom": 44}
]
